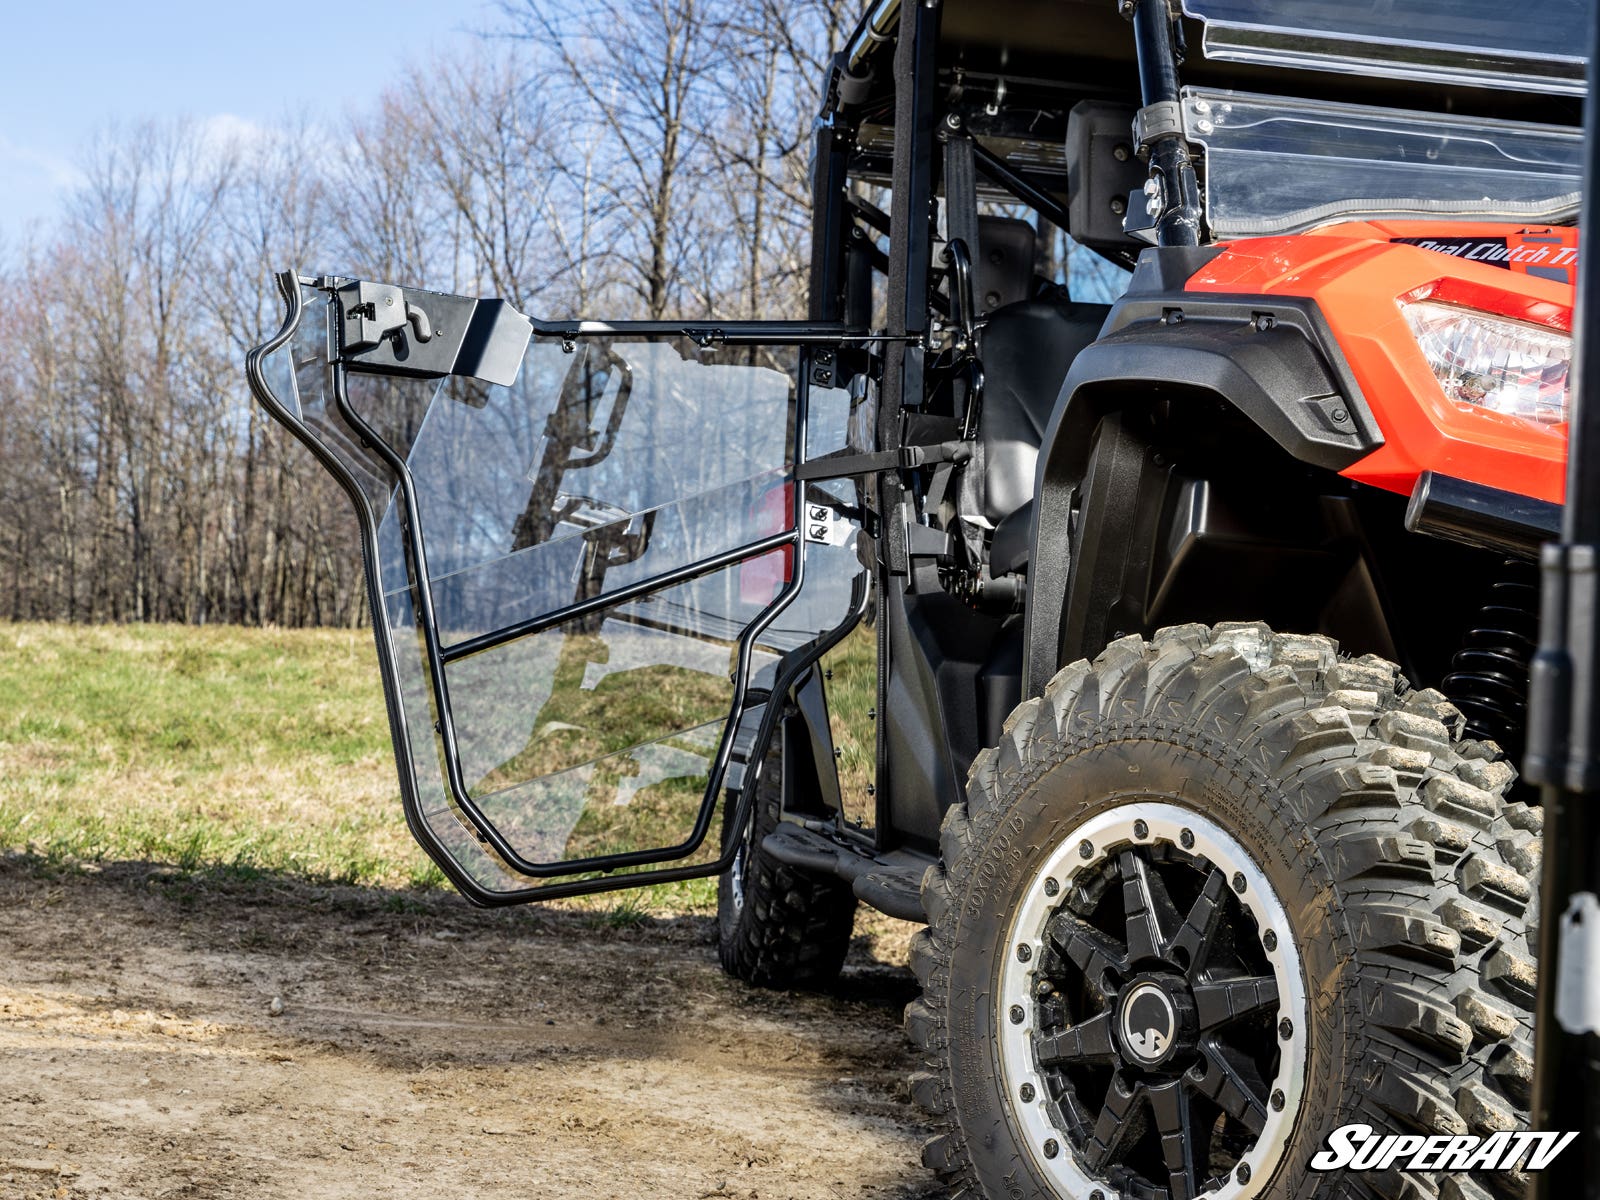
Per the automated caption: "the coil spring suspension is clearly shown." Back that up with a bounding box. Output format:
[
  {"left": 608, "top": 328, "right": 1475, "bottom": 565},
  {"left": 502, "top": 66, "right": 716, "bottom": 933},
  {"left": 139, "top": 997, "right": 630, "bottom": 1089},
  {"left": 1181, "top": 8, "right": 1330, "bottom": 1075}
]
[{"left": 1441, "top": 561, "right": 1540, "bottom": 757}]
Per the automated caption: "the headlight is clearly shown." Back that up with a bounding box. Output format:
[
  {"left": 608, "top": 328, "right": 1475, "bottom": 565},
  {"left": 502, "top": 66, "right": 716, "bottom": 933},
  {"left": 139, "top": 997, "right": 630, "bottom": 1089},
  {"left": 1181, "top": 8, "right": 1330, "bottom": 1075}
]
[{"left": 1401, "top": 296, "right": 1570, "bottom": 427}]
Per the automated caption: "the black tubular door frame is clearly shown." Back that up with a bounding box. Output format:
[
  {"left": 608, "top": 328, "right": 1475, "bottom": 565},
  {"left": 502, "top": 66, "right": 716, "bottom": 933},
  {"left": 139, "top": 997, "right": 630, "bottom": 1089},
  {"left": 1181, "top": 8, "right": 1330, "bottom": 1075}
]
[
  {"left": 246, "top": 271, "right": 880, "bottom": 903},
  {"left": 328, "top": 355, "right": 799, "bottom": 882}
]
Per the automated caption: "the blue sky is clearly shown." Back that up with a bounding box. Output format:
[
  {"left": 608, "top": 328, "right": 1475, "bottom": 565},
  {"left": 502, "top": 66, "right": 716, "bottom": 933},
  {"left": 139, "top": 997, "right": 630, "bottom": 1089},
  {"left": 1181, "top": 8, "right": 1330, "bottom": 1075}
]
[{"left": 1, "top": 0, "right": 500, "bottom": 241}]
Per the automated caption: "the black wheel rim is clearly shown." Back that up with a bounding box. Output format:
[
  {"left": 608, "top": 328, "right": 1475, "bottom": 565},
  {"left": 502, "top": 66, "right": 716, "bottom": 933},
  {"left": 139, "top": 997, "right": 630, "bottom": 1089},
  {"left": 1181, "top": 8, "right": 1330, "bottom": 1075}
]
[{"left": 997, "top": 805, "right": 1305, "bottom": 1200}]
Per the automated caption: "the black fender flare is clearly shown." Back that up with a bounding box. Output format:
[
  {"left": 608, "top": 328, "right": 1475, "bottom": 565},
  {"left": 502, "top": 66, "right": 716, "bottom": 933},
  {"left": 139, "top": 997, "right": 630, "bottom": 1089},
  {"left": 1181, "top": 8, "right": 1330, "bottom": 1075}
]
[{"left": 1020, "top": 252, "right": 1384, "bottom": 697}]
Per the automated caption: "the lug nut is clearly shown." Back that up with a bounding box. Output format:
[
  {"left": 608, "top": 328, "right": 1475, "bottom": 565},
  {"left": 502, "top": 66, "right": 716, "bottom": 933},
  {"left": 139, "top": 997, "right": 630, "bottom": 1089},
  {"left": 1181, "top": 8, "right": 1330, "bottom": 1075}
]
[
  {"left": 1179, "top": 828, "right": 1194, "bottom": 849},
  {"left": 1232, "top": 871, "right": 1247, "bottom": 893},
  {"left": 1079, "top": 840, "right": 1094, "bottom": 860},
  {"left": 1279, "top": 1017, "right": 1294, "bottom": 1040},
  {"left": 1271, "top": 1089, "right": 1286, "bottom": 1111},
  {"left": 1016, "top": 943, "right": 1032, "bottom": 963},
  {"left": 1043, "top": 1139, "right": 1060, "bottom": 1159},
  {"left": 1020, "top": 1082, "right": 1036, "bottom": 1102},
  {"left": 1043, "top": 877, "right": 1060, "bottom": 896},
  {"left": 1236, "top": 1163, "right": 1252, "bottom": 1185},
  {"left": 1263, "top": 930, "right": 1278, "bottom": 952},
  {"left": 1010, "top": 1005, "right": 1026, "bottom": 1025},
  {"left": 1133, "top": 819, "right": 1149, "bottom": 839}
]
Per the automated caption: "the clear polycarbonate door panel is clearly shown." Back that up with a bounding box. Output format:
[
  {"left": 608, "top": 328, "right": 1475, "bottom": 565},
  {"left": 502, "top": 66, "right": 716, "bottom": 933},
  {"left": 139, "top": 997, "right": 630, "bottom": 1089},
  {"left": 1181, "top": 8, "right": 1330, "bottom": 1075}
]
[
  {"left": 247, "top": 277, "right": 866, "bottom": 902},
  {"left": 393, "top": 340, "right": 792, "bottom": 645}
]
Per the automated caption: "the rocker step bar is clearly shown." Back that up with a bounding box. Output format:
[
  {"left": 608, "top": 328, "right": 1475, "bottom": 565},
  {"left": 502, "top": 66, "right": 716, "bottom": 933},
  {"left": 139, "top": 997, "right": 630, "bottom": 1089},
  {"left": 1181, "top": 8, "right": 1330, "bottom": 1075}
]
[{"left": 761, "top": 822, "right": 930, "bottom": 923}]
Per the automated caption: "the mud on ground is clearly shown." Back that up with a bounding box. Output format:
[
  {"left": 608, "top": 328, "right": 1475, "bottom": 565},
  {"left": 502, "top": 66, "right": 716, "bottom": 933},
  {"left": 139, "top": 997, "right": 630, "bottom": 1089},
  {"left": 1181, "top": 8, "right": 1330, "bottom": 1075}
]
[{"left": 0, "top": 859, "right": 946, "bottom": 1200}]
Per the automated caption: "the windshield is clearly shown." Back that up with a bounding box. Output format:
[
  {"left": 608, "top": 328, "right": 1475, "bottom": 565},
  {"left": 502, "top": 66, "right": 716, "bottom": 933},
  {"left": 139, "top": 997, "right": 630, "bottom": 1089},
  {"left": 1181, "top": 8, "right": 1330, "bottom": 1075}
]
[
  {"left": 1182, "top": 0, "right": 1587, "bottom": 95},
  {"left": 1182, "top": 88, "right": 1582, "bottom": 239}
]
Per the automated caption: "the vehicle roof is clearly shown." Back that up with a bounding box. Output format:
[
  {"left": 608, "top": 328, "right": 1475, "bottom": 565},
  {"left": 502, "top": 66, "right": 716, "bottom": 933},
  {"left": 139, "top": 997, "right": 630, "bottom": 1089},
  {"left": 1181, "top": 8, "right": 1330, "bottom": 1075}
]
[{"left": 842, "top": 0, "right": 1584, "bottom": 129}]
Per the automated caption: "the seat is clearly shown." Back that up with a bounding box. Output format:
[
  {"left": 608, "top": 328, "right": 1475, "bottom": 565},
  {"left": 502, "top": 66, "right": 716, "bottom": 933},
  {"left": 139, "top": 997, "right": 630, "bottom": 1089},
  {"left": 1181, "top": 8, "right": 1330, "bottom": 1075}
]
[{"left": 972, "top": 299, "right": 1111, "bottom": 574}]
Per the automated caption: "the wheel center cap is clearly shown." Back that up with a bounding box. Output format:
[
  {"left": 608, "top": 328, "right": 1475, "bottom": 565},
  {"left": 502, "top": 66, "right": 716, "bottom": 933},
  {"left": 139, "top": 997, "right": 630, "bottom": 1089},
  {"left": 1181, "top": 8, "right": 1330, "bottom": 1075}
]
[
  {"left": 1115, "top": 978, "right": 1194, "bottom": 1069},
  {"left": 1119, "top": 981, "right": 1176, "bottom": 1063}
]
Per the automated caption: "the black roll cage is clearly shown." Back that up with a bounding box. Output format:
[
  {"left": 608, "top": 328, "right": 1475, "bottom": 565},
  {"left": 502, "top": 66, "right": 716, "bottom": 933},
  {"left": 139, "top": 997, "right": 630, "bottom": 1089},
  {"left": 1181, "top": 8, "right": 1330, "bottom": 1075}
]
[{"left": 801, "top": 0, "right": 1206, "bottom": 850}]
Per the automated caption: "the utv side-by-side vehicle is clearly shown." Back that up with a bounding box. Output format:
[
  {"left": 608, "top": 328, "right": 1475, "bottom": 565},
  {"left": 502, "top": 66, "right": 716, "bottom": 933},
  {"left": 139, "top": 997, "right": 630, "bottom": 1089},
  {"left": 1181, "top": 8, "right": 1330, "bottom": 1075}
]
[{"left": 247, "top": 2, "right": 1588, "bottom": 1196}]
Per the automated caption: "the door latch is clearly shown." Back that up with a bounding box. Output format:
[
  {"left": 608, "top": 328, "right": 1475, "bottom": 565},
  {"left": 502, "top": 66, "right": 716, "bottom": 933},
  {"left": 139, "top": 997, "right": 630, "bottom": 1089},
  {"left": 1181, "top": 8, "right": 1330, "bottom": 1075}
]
[{"left": 340, "top": 280, "right": 435, "bottom": 351}]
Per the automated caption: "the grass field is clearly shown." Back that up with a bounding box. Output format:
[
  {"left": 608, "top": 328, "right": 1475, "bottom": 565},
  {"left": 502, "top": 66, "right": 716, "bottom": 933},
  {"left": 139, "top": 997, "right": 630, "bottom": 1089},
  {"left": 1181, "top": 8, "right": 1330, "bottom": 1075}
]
[{"left": 0, "top": 622, "right": 722, "bottom": 913}]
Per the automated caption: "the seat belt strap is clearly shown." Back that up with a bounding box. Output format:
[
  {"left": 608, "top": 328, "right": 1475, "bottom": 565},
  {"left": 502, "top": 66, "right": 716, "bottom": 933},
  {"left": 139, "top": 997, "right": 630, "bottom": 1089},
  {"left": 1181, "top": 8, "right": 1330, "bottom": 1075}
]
[{"left": 794, "top": 441, "right": 972, "bottom": 482}]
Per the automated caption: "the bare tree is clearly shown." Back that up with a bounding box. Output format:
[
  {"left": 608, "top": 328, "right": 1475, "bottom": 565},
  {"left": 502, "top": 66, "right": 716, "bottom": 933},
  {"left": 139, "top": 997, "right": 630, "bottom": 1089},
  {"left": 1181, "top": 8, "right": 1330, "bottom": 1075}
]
[
  {"left": 505, "top": 0, "right": 720, "bottom": 318},
  {"left": 0, "top": 0, "right": 944, "bottom": 628},
  {"left": 403, "top": 51, "right": 558, "bottom": 309},
  {"left": 702, "top": 0, "right": 852, "bottom": 316}
]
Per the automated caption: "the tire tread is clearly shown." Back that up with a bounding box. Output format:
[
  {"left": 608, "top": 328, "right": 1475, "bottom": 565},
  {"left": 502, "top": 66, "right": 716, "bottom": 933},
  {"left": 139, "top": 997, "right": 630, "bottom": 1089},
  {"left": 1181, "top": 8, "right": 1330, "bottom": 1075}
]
[{"left": 906, "top": 625, "right": 1539, "bottom": 1200}]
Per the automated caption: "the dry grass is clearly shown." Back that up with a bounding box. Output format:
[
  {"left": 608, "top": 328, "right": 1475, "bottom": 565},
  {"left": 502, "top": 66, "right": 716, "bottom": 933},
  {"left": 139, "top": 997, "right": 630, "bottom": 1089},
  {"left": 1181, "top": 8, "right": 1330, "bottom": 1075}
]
[
  {"left": 0, "top": 622, "right": 718, "bottom": 913},
  {"left": 0, "top": 622, "right": 431, "bottom": 884}
]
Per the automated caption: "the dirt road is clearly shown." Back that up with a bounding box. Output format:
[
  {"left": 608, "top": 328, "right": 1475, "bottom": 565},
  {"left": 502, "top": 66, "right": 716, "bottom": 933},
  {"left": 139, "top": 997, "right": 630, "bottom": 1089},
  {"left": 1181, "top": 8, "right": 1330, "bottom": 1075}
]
[{"left": 0, "top": 859, "right": 944, "bottom": 1200}]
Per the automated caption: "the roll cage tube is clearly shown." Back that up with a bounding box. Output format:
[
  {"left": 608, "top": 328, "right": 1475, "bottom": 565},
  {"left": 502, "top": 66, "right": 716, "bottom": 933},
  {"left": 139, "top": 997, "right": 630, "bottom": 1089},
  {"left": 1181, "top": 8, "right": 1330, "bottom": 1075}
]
[
  {"left": 246, "top": 271, "right": 886, "bottom": 903},
  {"left": 1129, "top": 0, "right": 1205, "bottom": 246},
  {"left": 1527, "top": 0, "right": 1600, "bottom": 1181}
]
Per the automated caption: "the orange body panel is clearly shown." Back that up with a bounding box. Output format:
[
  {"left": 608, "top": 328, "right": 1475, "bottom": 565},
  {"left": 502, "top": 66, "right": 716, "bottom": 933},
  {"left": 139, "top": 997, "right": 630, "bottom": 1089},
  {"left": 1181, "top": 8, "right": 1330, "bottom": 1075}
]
[{"left": 1185, "top": 221, "right": 1577, "bottom": 505}]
